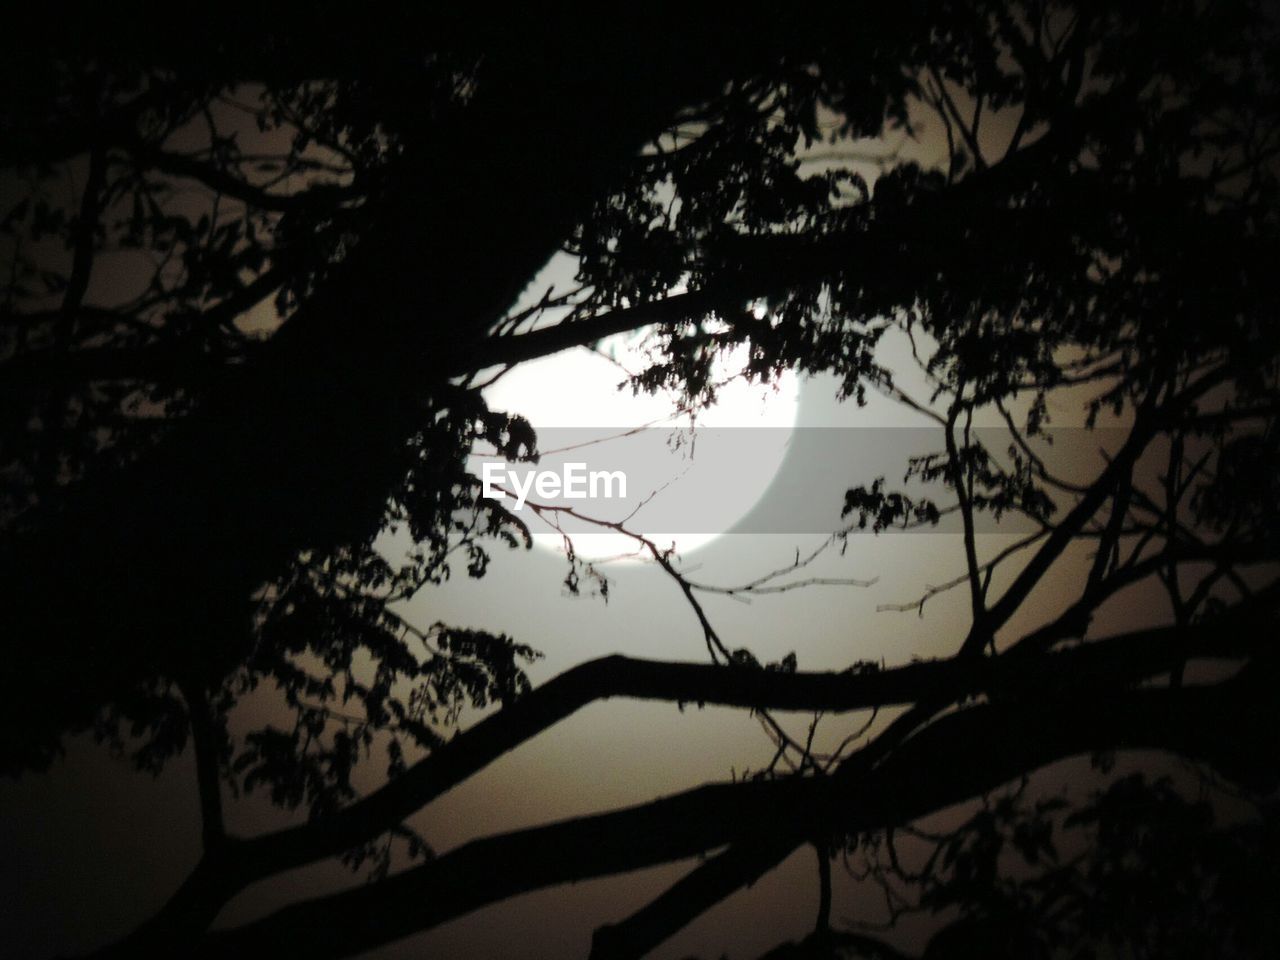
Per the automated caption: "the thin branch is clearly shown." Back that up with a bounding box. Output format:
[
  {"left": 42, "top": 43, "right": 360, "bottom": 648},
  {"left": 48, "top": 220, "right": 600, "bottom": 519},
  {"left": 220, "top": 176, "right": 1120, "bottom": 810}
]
[
  {"left": 122, "top": 139, "right": 361, "bottom": 213},
  {"left": 945, "top": 392, "right": 986, "bottom": 628},
  {"left": 876, "top": 528, "right": 1048, "bottom": 616},
  {"left": 969, "top": 363, "right": 1235, "bottom": 654},
  {"left": 60, "top": 139, "right": 107, "bottom": 336},
  {"left": 176, "top": 679, "right": 225, "bottom": 850}
]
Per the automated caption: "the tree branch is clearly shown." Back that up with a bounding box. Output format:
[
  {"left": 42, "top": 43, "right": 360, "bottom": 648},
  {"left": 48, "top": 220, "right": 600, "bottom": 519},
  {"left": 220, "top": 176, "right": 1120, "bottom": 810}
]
[
  {"left": 122, "top": 140, "right": 361, "bottom": 213},
  {"left": 176, "top": 679, "right": 225, "bottom": 850},
  {"left": 968, "top": 363, "right": 1236, "bottom": 654},
  {"left": 60, "top": 138, "right": 107, "bottom": 334},
  {"left": 589, "top": 838, "right": 800, "bottom": 960},
  {"left": 119, "top": 607, "right": 1273, "bottom": 948},
  {"left": 187, "top": 663, "right": 1280, "bottom": 959}
]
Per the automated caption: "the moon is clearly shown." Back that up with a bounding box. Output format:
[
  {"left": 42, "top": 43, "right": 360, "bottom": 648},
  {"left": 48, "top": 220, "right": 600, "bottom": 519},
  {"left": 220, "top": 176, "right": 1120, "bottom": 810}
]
[{"left": 480, "top": 325, "right": 800, "bottom": 561}]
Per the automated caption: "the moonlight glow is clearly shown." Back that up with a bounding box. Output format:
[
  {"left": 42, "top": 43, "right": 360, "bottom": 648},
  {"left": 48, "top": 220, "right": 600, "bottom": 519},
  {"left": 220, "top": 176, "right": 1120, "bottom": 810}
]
[{"left": 480, "top": 327, "right": 800, "bottom": 559}]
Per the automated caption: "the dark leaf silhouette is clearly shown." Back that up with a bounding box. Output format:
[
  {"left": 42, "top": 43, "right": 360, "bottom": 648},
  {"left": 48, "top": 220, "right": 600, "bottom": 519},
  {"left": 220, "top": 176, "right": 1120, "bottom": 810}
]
[{"left": 1, "top": 4, "right": 1278, "bottom": 959}]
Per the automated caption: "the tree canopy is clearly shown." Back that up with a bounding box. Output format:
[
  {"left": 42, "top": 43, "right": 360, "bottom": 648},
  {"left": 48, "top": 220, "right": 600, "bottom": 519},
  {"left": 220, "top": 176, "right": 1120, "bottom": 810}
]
[{"left": 1, "top": 4, "right": 1278, "bottom": 958}]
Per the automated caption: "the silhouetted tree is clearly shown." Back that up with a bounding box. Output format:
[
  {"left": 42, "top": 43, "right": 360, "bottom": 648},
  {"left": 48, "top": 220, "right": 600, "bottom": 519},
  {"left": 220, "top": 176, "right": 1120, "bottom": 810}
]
[{"left": 1, "top": 4, "right": 1277, "bottom": 958}]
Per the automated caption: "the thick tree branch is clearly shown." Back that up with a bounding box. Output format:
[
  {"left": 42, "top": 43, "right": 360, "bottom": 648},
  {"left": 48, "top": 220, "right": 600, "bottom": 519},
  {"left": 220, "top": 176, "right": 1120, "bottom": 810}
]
[
  {"left": 186, "top": 663, "right": 1279, "bottom": 959},
  {"left": 589, "top": 838, "right": 800, "bottom": 960},
  {"left": 2, "top": 42, "right": 734, "bottom": 780},
  {"left": 123, "top": 608, "right": 1273, "bottom": 947}
]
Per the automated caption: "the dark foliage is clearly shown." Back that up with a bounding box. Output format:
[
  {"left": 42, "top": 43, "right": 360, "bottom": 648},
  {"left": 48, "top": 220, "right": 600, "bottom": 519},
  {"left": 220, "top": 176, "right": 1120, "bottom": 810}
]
[{"left": 1, "top": 3, "right": 1277, "bottom": 958}]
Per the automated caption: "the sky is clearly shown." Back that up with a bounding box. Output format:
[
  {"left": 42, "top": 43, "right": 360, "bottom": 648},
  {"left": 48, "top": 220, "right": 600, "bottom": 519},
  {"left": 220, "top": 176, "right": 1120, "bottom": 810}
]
[{"left": 0, "top": 57, "right": 1213, "bottom": 960}]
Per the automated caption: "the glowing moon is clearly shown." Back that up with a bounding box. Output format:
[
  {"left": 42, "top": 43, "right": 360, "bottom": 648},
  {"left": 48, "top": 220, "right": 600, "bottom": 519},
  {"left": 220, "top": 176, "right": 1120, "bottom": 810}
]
[{"left": 480, "top": 327, "right": 799, "bottom": 560}]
